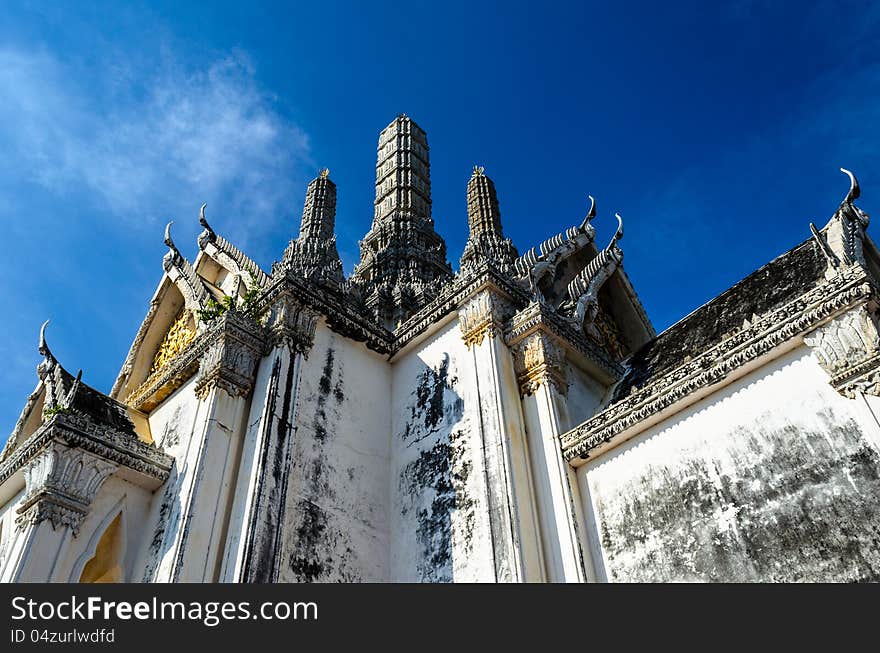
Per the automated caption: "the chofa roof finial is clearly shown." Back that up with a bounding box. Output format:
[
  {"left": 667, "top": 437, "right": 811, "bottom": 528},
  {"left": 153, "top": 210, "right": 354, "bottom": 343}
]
[
  {"left": 611, "top": 212, "right": 624, "bottom": 247},
  {"left": 198, "top": 203, "right": 216, "bottom": 239},
  {"left": 164, "top": 221, "right": 180, "bottom": 255},
  {"left": 579, "top": 195, "right": 597, "bottom": 230},
  {"left": 38, "top": 319, "right": 51, "bottom": 358},
  {"left": 841, "top": 168, "right": 860, "bottom": 204}
]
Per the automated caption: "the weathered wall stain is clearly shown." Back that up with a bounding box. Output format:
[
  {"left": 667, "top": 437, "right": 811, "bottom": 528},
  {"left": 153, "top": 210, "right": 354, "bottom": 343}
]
[
  {"left": 284, "top": 346, "right": 364, "bottom": 582},
  {"left": 141, "top": 462, "right": 185, "bottom": 582},
  {"left": 590, "top": 407, "right": 880, "bottom": 582},
  {"left": 397, "top": 354, "right": 474, "bottom": 582}
]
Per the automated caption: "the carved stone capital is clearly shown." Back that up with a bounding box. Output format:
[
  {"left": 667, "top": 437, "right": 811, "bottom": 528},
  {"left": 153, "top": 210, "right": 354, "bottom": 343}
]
[
  {"left": 267, "top": 293, "right": 319, "bottom": 355},
  {"left": 804, "top": 305, "right": 880, "bottom": 398},
  {"left": 512, "top": 331, "right": 568, "bottom": 397},
  {"left": 458, "top": 289, "right": 514, "bottom": 348},
  {"left": 194, "top": 313, "right": 265, "bottom": 400},
  {"left": 15, "top": 442, "right": 117, "bottom": 536}
]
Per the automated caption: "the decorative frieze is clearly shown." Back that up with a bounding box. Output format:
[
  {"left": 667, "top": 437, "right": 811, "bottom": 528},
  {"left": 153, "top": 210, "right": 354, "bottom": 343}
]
[{"left": 15, "top": 442, "right": 117, "bottom": 536}]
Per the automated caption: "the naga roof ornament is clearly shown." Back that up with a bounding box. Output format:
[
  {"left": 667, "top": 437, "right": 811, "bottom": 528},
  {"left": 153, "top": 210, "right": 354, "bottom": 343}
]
[
  {"left": 810, "top": 167, "right": 871, "bottom": 275},
  {"left": 162, "top": 221, "right": 211, "bottom": 314},
  {"left": 512, "top": 194, "right": 597, "bottom": 301},
  {"left": 561, "top": 212, "right": 624, "bottom": 334},
  {"left": 197, "top": 204, "right": 270, "bottom": 289}
]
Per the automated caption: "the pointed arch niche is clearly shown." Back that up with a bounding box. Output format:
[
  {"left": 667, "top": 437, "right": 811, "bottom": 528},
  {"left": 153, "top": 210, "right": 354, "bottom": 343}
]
[{"left": 72, "top": 500, "right": 127, "bottom": 583}]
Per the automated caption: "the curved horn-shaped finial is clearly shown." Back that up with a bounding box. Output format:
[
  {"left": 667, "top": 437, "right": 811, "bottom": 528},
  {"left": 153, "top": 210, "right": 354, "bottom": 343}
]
[
  {"left": 841, "top": 168, "right": 860, "bottom": 203},
  {"left": 198, "top": 203, "right": 216, "bottom": 239},
  {"left": 579, "top": 195, "right": 596, "bottom": 230},
  {"left": 38, "top": 319, "right": 51, "bottom": 357},
  {"left": 164, "top": 221, "right": 177, "bottom": 251},
  {"left": 611, "top": 212, "right": 624, "bottom": 245}
]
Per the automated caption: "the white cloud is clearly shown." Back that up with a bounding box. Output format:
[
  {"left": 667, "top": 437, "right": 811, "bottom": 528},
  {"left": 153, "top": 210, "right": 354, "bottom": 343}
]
[{"left": 0, "top": 46, "right": 311, "bottom": 249}]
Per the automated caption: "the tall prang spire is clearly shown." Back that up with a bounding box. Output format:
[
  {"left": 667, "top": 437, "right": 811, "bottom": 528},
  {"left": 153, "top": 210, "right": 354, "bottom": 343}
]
[
  {"left": 277, "top": 169, "right": 344, "bottom": 285},
  {"left": 460, "top": 166, "right": 518, "bottom": 275},
  {"left": 350, "top": 115, "right": 452, "bottom": 329}
]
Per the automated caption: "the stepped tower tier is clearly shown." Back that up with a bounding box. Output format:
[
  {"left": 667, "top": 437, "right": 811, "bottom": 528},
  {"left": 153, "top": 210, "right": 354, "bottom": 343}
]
[
  {"left": 275, "top": 169, "right": 344, "bottom": 286},
  {"left": 350, "top": 115, "right": 452, "bottom": 328},
  {"left": 459, "top": 165, "right": 519, "bottom": 275}
]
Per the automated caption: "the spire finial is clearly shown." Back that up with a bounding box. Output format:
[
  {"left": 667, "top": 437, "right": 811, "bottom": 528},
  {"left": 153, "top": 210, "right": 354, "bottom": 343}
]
[
  {"left": 319, "top": 168, "right": 330, "bottom": 179},
  {"left": 472, "top": 165, "right": 485, "bottom": 178},
  {"left": 840, "top": 168, "right": 860, "bottom": 204}
]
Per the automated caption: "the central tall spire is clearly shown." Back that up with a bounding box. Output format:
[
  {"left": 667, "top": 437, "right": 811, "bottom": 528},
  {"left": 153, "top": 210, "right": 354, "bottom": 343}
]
[{"left": 351, "top": 115, "right": 452, "bottom": 328}]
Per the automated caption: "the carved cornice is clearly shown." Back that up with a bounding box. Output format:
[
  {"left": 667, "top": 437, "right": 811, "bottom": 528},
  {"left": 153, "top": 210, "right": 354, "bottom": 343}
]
[
  {"left": 15, "top": 441, "right": 117, "bottom": 536},
  {"left": 560, "top": 265, "right": 875, "bottom": 462},
  {"left": 258, "top": 272, "right": 394, "bottom": 355},
  {"left": 394, "top": 261, "right": 530, "bottom": 353},
  {"left": 0, "top": 415, "right": 173, "bottom": 491}
]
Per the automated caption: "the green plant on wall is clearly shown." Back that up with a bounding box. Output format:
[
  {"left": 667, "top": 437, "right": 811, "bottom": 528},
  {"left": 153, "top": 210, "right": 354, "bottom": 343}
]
[
  {"left": 43, "top": 404, "right": 71, "bottom": 418},
  {"left": 196, "top": 272, "right": 263, "bottom": 325}
]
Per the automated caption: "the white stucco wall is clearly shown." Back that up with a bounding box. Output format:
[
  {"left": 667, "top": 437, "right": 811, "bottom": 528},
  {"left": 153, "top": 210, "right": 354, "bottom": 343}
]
[
  {"left": 389, "top": 318, "right": 496, "bottom": 582},
  {"left": 275, "top": 323, "right": 393, "bottom": 582},
  {"left": 0, "top": 486, "right": 25, "bottom": 582},
  {"left": 136, "top": 375, "right": 204, "bottom": 581},
  {"left": 577, "top": 345, "right": 880, "bottom": 582},
  {"left": 565, "top": 362, "right": 608, "bottom": 431}
]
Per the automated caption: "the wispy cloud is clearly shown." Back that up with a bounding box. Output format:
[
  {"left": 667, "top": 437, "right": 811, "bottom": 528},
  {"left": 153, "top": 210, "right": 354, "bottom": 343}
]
[{"left": 0, "top": 46, "right": 311, "bottom": 251}]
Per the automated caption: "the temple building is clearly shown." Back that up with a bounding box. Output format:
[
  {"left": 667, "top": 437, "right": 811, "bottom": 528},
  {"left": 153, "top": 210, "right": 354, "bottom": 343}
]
[{"left": 2, "top": 115, "right": 880, "bottom": 582}]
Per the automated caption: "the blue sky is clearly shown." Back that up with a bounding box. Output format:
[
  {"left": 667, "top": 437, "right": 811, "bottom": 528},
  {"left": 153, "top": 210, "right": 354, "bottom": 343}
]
[{"left": 2, "top": 1, "right": 879, "bottom": 437}]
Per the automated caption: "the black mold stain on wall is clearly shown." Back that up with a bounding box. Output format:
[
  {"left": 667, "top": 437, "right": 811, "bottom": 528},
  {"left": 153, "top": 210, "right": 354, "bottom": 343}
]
[
  {"left": 286, "top": 347, "right": 363, "bottom": 582},
  {"left": 141, "top": 462, "right": 185, "bottom": 582},
  {"left": 592, "top": 407, "right": 880, "bottom": 582},
  {"left": 398, "top": 354, "right": 474, "bottom": 582}
]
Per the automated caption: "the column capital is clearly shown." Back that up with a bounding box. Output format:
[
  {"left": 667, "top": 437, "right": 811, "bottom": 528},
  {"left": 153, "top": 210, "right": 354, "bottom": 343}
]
[
  {"left": 511, "top": 330, "right": 568, "bottom": 397},
  {"left": 195, "top": 312, "right": 266, "bottom": 400},
  {"left": 15, "top": 441, "right": 117, "bottom": 537},
  {"left": 804, "top": 303, "right": 880, "bottom": 398},
  {"left": 266, "top": 292, "right": 320, "bottom": 355},
  {"left": 458, "top": 287, "right": 515, "bottom": 348}
]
